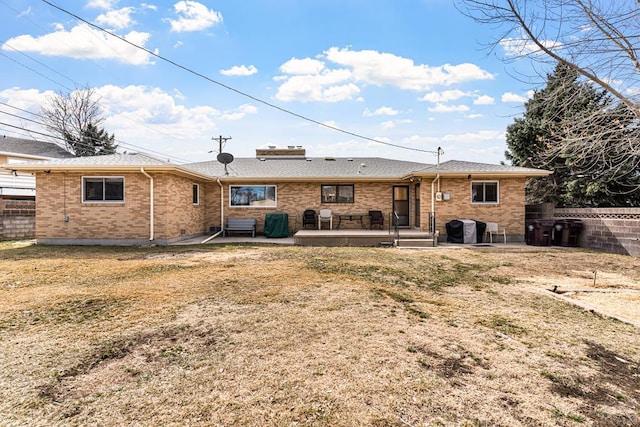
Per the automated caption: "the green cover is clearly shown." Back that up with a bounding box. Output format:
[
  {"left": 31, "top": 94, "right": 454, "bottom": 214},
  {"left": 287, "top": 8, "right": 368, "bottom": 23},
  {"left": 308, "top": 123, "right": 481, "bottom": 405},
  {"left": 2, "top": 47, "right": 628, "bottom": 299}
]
[{"left": 263, "top": 213, "right": 289, "bottom": 238}]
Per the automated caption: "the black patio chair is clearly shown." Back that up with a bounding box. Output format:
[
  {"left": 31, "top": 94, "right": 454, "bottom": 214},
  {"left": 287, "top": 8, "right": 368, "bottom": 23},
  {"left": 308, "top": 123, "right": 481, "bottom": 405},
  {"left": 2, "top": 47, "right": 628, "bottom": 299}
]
[
  {"left": 368, "top": 210, "right": 384, "bottom": 230},
  {"left": 302, "top": 209, "right": 317, "bottom": 229}
]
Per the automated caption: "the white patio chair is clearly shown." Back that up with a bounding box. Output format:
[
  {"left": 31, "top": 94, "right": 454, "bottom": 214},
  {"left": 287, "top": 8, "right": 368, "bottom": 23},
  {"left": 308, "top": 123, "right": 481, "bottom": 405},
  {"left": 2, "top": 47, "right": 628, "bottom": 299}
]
[
  {"left": 318, "top": 209, "right": 332, "bottom": 230},
  {"left": 485, "top": 222, "right": 506, "bottom": 243}
]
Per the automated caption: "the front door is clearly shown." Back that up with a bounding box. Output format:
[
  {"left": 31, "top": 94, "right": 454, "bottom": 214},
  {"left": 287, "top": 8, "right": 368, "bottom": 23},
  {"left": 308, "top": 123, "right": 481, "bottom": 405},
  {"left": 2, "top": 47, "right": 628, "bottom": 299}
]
[{"left": 392, "top": 185, "right": 410, "bottom": 227}]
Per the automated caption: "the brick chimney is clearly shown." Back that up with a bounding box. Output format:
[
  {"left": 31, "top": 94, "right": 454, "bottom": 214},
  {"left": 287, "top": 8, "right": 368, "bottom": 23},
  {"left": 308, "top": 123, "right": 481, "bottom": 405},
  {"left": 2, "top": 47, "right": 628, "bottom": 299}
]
[{"left": 255, "top": 146, "right": 306, "bottom": 158}]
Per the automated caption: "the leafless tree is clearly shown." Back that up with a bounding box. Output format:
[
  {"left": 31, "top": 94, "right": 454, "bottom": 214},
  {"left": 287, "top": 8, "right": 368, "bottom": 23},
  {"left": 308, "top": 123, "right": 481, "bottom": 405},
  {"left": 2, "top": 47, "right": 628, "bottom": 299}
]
[
  {"left": 40, "top": 87, "right": 106, "bottom": 155},
  {"left": 457, "top": 0, "right": 640, "bottom": 200},
  {"left": 456, "top": 0, "right": 640, "bottom": 118}
]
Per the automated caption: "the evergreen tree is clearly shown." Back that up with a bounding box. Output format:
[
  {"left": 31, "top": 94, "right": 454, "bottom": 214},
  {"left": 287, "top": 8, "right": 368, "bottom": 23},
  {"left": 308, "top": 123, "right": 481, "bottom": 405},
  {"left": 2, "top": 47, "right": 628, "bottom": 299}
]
[
  {"left": 64, "top": 123, "right": 117, "bottom": 157},
  {"left": 505, "top": 63, "right": 640, "bottom": 207}
]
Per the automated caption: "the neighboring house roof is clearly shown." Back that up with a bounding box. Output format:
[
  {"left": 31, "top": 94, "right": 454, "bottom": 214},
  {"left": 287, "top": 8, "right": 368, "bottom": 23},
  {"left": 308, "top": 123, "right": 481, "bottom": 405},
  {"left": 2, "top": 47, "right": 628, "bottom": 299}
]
[
  {"left": 4, "top": 152, "right": 551, "bottom": 180},
  {"left": 0, "top": 136, "right": 74, "bottom": 159}
]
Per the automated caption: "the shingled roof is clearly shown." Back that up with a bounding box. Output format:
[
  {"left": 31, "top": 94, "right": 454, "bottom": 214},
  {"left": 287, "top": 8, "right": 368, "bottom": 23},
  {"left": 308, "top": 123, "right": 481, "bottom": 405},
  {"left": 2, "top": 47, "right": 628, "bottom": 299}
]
[
  {"left": 185, "top": 157, "right": 430, "bottom": 180},
  {"left": 5, "top": 152, "right": 551, "bottom": 180},
  {"left": 0, "top": 136, "right": 74, "bottom": 159}
]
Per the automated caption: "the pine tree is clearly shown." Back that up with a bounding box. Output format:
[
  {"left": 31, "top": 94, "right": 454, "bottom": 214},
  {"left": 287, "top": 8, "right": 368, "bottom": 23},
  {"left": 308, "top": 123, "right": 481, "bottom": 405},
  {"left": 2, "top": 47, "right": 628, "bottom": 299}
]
[
  {"left": 64, "top": 123, "right": 117, "bottom": 157},
  {"left": 504, "top": 63, "right": 640, "bottom": 206}
]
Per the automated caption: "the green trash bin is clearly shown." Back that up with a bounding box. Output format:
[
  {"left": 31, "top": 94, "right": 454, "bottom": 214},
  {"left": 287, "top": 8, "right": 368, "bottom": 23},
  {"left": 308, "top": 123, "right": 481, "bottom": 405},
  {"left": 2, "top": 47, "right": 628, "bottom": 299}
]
[{"left": 263, "top": 213, "right": 289, "bottom": 238}]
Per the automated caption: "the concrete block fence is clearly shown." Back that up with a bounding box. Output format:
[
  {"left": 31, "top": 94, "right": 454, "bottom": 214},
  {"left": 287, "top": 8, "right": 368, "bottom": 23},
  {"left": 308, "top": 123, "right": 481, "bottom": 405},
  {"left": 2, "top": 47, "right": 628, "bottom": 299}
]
[
  {"left": 0, "top": 200, "right": 35, "bottom": 240},
  {"left": 527, "top": 204, "right": 640, "bottom": 257}
]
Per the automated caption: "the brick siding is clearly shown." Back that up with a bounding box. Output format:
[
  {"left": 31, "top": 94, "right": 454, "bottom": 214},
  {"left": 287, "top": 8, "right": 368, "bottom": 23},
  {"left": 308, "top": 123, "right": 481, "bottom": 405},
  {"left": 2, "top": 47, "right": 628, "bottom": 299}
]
[
  {"left": 429, "top": 177, "right": 527, "bottom": 241},
  {"left": 35, "top": 172, "right": 206, "bottom": 243},
  {"left": 34, "top": 172, "right": 530, "bottom": 244},
  {"left": 204, "top": 181, "right": 419, "bottom": 233}
]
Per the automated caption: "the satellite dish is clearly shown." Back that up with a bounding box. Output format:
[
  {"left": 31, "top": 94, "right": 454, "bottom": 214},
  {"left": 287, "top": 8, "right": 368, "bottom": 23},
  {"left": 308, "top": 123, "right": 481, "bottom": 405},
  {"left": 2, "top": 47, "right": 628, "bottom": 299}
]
[{"left": 217, "top": 152, "right": 234, "bottom": 164}]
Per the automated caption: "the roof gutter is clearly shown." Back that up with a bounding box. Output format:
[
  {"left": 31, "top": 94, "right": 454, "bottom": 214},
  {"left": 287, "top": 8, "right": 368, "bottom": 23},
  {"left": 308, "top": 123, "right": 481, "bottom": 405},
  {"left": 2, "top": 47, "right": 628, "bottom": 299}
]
[{"left": 140, "top": 168, "right": 154, "bottom": 241}]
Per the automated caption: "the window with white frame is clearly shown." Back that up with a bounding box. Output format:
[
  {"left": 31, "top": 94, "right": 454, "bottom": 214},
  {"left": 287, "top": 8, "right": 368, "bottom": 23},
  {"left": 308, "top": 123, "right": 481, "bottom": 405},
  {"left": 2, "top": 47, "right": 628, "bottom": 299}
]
[
  {"left": 230, "top": 185, "right": 277, "bottom": 207},
  {"left": 83, "top": 177, "right": 124, "bottom": 202},
  {"left": 471, "top": 181, "right": 498, "bottom": 204},
  {"left": 192, "top": 184, "right": 200, "bottom": 205}
]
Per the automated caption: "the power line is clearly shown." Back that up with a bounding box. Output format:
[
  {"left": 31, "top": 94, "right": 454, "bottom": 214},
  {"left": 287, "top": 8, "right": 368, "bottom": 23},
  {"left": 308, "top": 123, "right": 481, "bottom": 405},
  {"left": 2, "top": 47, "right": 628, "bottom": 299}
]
[
  {"left": 0, "top": 45, "right": 204, "bottom": 153},
  {"left": 0, "top": 109, "right": 194, "bottom": 163},
  {"left": 40, "top": 0, "right": 440, "bottom": 155}
]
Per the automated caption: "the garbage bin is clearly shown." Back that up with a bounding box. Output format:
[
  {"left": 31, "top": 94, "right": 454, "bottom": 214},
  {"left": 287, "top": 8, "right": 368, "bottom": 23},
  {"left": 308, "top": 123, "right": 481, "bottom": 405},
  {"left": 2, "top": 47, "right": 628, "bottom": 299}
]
[
  {"left": 474, "top": 220, "right": 487, "bottom": 243},
  {"left": 553, "top": 219, "right": 582, "bottom": 247},
  {"left": 525, "top": 219, "right": 554, "bottom": 246}
]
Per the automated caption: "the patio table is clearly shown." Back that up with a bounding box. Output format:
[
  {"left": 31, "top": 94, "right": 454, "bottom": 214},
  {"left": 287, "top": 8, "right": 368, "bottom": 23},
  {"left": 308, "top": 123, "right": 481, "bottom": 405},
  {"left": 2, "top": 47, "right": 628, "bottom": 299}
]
[{"left": 336, "top": 213, "right": 367, "bottom": 229}]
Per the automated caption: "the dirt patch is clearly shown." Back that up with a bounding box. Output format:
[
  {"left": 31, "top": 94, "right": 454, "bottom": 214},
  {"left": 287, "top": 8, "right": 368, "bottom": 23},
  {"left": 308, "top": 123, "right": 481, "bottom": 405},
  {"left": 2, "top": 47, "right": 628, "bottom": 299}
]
[{"left": 2, "top": 244, "right": 640, "bottom": 426}]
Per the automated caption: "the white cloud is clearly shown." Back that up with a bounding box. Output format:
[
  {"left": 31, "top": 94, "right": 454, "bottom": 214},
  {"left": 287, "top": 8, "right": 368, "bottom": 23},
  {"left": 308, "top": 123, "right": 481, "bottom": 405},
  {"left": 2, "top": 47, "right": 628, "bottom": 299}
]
[
  {"left": 220, "top": 104, "right": 258, "bottom": 120},
  {"left": 275, "top": 69, "right": 359, "bottom": 103},
  {"left": 87, "top": 0, "right": 119, "bottom": 9},
  {"left": 420, "top": 89, "right": 467, "bottom": 103},
  {"left": 2, "top": 23, "right": 153, "bottom": 65},
  {"left": 427, "top": 103, "right": 470, "bottom": 113},
  {"left": 441, "top": 130, "right": 504, "bottom": 143},
  {"left": 501, "top": 92, "right": 528, "bottom": 103},
  {"left": 473, "top": 95, "right": 495, "bottom": 105},
  {"left": 322, "top": 120, "right": 339, "bottom": 129},
  {"left": 362, "top": 106, "right": 398, "bottom": 117},
  {"left": 500, "top": 37, "right": 562, "bottom": 57},
  {"left": 17, "top": 7, "right": 32, "bottom": 18},
  {"left": 141, "top": 3, "right": 157, "bottom": 11},
  {"left": 167, "top": 1, "right": 223, "bottom": 32},
  {"left": 274, "top": 47, "right": 494, "bottom": 103},
  {"left": 465, "top": 113, "right": 484, "bottom": 119},
  {"left": 95, "top": 7, "right": 136, "bottom": 30},
  {"left": 324, "top": 47, "right": 494, "bottom": 91},
  {"left": 0, "top": 87, "right": 51, "bottom": 117},
  {"left": 279, "top": 57, "right": 325, "bottom": 75},
  {"left": 220, "top": 65, "right": 258, "bottom": 76},
  {"left": 380, "top": 119, "right": 412, "bottom": 129}
]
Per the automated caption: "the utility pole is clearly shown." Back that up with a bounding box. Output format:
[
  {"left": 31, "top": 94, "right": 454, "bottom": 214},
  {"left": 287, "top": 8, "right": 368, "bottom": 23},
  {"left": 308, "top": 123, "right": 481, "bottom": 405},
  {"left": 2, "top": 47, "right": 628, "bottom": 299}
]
[{"left": 212, "top": 135, "right": 232, "bottom": 154}]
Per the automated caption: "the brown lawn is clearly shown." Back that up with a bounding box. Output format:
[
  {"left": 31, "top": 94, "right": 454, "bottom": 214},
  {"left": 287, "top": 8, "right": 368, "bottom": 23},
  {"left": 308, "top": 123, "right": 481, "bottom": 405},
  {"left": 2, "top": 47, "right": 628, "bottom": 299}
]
[{"left": 0, "top": 242, "right": 638, "bottom": 426}]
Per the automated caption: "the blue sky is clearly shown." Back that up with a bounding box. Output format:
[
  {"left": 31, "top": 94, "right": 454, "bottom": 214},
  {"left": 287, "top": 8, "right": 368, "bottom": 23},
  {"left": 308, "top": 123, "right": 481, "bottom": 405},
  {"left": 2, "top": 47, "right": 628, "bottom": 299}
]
[{"left": 0, "top": 0, "right": 538, "bottom": 165}]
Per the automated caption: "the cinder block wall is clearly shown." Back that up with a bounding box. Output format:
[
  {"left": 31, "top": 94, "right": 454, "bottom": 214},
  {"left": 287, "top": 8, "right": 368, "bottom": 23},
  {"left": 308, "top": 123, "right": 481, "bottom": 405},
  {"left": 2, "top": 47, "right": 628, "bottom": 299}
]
[
  {"left": 430, "top": 177, "right": 527, "bottom": 241},
  {"left": 554, "top": 208, "right": 640, "bottom": 257},
  {"left": 0, "top": 200, "right": 35, "bottom": 239}
]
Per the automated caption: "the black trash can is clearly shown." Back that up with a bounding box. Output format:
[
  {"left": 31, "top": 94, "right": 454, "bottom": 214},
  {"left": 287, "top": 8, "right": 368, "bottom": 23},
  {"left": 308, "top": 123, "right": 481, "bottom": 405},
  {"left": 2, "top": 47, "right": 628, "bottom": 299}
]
[
  {"left": 474, "top": 220, "right": 487, "bottom": 243},
  {"left": 552, "top": 220, "right": 568, "bottom": 246},
  {"left": 553, "top": 219, "right": 582, "bottom": 247},
  {"left": 525, "top": 219, "right": 554, "bottom": 246}
]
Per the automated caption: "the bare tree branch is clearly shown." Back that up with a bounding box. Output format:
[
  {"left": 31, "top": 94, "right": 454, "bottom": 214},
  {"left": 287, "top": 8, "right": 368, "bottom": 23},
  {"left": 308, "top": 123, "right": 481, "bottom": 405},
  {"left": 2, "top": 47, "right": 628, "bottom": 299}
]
[
  {"left": 456, "top": 0, "right": 640, "bottom": 117},
  {"left": 40, "top": 86, "right": 105, "bottom": 154}
]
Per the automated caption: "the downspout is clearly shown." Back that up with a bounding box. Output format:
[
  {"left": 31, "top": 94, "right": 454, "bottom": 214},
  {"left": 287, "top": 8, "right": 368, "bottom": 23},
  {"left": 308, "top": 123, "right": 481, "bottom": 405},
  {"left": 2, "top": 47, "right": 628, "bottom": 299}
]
[
  {"left": 200, "top": 177, "right": 224, "bottom": 243},
  {"left": 431, "top": 174, "right": 440, "bottom": 234},
  {"left": 140, "top": 168, "right": 154, "bottom": 241}
]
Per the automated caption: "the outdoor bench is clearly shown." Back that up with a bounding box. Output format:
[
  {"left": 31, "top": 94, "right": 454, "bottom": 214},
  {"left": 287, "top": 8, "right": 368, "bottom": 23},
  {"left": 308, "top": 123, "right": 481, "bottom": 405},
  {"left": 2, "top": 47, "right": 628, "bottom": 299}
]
[{"left": 223, "top": 218, "right": 257, "bottom": 237}]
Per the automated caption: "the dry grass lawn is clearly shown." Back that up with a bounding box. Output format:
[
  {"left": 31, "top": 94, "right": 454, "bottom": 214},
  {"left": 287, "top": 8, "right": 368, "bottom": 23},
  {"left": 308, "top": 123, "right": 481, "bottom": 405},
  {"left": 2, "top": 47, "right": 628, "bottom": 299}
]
[{"left": 0, "top": 242, "right": 639, "bottom": 426}]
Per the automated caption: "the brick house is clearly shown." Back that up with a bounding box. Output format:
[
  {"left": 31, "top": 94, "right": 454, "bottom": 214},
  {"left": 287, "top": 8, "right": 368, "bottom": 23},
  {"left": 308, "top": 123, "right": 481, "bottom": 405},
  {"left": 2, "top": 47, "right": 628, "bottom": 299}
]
[{"left": 2, "top": 147, "right": 550, "bottom": 245}]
